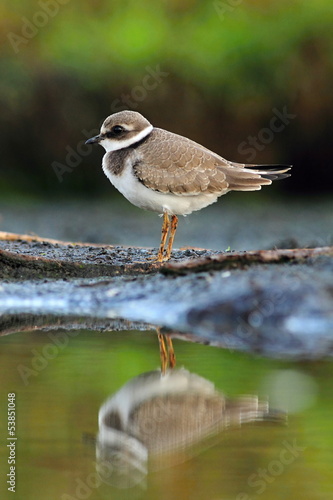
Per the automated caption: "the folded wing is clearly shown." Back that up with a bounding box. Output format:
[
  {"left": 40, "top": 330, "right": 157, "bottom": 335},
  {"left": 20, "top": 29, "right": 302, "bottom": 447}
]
[{"left": 134, "top": 128, "right": 291, "bottom": 195}]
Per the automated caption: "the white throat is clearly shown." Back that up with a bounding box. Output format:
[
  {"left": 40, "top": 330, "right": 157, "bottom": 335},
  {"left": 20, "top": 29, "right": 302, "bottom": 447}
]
[{"left": 100, "top": 124, "right": 153, "bottom": 152}]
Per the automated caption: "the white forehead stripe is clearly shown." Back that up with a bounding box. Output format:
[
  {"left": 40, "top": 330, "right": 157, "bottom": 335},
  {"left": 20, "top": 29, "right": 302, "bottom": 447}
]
[{"left": 100, "top": 125, "right": 153, "bottom": 152}]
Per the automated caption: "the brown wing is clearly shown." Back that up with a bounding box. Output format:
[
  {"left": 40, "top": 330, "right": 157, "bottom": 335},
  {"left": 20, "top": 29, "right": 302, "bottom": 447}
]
[
  {"left": 133, "top": 128, "right": 229, "bottom": 195},
  {"left": 134, "top": 128, "right": 291, "bottom": 195}
]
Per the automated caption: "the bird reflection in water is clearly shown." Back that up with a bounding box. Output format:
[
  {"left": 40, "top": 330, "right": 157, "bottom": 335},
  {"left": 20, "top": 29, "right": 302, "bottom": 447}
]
[
  {"left": 157, "top": 328, "right": 176, "bottom": 374},
  {"left": 95, "top": 366, "right": 285, "bottom": 489}
]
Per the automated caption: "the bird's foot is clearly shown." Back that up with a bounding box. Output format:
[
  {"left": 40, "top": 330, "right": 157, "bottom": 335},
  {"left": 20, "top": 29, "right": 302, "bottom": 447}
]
[{"left": 146, "top": 251, "right": 171, "bottom": 262}]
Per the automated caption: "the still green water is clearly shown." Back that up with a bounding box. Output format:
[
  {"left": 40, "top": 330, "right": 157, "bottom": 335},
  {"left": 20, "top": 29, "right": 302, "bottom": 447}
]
[{"left": 0, "top": 328, "right": 332, "bottom": 499}]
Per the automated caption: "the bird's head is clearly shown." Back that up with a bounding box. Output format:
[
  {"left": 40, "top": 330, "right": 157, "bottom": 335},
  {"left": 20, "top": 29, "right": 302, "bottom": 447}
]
[{"left": 85, "top": 110, "right": 153, "bottom": 152}]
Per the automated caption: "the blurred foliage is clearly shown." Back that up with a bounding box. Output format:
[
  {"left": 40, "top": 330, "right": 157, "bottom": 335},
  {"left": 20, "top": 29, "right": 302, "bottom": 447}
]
[{"left": 0, "top": 0, "right": 333, "bottom": 196}]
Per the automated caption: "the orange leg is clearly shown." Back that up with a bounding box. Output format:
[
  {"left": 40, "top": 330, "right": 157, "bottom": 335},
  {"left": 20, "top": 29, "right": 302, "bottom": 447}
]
[
  {"left": 157, "top": 212, "right": 170, "bottom": 262},
  {"left": 157, "top": 330, "right": 168, "bottom": 375},
  {"left": 166, "top": 335, "right": 176, "bottom": 369},
  {"left": 157, "top": 329, "right": 176, "bottom": 374},
  {"left": 165, "top": 215, "right": 178, "bottom": 261}
]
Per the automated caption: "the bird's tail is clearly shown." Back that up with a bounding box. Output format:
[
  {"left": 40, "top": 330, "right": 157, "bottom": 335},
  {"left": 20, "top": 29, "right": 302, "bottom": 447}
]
[{"left": 224, "top": 162, "right": 292, "bottom": 191}]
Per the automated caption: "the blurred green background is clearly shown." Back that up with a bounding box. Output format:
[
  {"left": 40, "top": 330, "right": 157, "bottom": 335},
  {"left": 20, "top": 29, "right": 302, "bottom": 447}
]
[{"left": 1, "top": 0, "right": 333, "bottom": 198}]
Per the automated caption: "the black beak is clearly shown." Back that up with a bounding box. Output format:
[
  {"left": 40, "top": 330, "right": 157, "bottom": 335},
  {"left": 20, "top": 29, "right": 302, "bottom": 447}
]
[{"left": 85, "top": 135, "right": 101, "bottom": 145}]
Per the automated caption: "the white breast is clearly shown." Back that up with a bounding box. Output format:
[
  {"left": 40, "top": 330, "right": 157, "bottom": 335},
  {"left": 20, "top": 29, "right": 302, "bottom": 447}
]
[{"left": 102, "top": 155, "right": 223, "bottom": 216}]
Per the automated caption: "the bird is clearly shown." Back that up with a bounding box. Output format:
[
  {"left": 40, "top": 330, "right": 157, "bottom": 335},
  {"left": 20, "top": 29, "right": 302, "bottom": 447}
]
[
  {"left": 85, "top": 111, "right": 291, "bottom": 262},
  {"left": 96, "top": 368, "right": 286, "bottom": 488}
]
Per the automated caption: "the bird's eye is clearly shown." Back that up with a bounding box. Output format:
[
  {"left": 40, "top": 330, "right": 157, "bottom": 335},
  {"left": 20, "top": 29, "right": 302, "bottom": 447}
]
[
  {"left": 104, "top": 126, "right": 124, "bottom": 138},
  {"left": 112, "top": 125, "right": 124, "bottom": 134}
]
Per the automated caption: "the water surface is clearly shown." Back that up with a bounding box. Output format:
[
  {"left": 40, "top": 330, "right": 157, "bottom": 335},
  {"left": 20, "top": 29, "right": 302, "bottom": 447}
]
[{"left": 0, "top": 326, "right": 332, "bottom": 499}]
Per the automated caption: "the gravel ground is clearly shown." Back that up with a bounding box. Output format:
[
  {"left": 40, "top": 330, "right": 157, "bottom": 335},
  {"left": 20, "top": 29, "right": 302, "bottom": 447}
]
[{"left": 0, "top": 239, "right": 220, "bottom": 265}]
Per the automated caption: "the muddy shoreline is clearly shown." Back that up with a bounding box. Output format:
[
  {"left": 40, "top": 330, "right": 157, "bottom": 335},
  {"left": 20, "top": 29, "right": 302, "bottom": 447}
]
[
  {"left": 1, "top": 196, "right": 332, "bottom": 359},
  {"left": 0, "top": 232, "right": 332, "bottom": 359}
]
